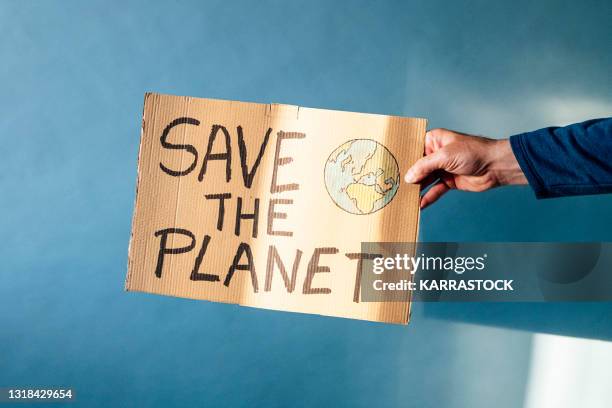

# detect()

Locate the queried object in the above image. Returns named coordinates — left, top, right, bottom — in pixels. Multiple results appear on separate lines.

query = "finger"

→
left=425, top=128, right=457, bottom=153
left=419, top=172, right=439, bottom=190
left=419, top=169, right=448, bottom=190
left=425, top=131, right=436, bottom=155
left=420, top=181, right=450, bottom=209
left=404, top=149, right=448, bottom=183
left=441, top=172, right=457, bottom=189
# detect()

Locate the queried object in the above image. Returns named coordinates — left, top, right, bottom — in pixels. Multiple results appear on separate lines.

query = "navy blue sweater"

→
left=509, top=118, right=612, bottom=198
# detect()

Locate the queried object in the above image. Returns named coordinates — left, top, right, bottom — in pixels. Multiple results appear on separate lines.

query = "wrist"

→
left=488, top=139, right=528, bottom=186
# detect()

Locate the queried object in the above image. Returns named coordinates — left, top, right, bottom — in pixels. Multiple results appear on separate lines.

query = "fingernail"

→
left=404, top=171, right=415, bottom=183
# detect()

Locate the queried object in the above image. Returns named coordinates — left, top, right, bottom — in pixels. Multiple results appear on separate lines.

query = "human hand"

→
left=404, top=128, right=527, bottom=209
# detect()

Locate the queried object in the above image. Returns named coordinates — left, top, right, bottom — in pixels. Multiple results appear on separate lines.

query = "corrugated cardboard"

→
left=126, top=93, right=426, bottom=324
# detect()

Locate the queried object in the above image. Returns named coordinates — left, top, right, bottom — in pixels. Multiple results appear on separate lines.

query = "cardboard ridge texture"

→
left=126, top=93, right=426, bottom=324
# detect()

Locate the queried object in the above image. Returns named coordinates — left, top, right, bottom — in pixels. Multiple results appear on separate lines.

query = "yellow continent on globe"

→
left=345, top=182, right=384, bottom=213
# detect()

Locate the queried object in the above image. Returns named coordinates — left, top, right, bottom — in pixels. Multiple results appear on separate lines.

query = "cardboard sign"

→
left=126, top=93, right=426, bottom=324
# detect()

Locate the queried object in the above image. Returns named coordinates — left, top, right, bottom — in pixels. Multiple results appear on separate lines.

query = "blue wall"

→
left=1, top=1, right=611, bottom=406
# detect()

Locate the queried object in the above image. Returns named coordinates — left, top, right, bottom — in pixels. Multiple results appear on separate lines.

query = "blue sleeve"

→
left=509, top=118, right=612, bottom=199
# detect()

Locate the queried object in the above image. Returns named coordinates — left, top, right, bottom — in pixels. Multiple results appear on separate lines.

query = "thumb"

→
left=404, top=149, right=449, bottom=183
